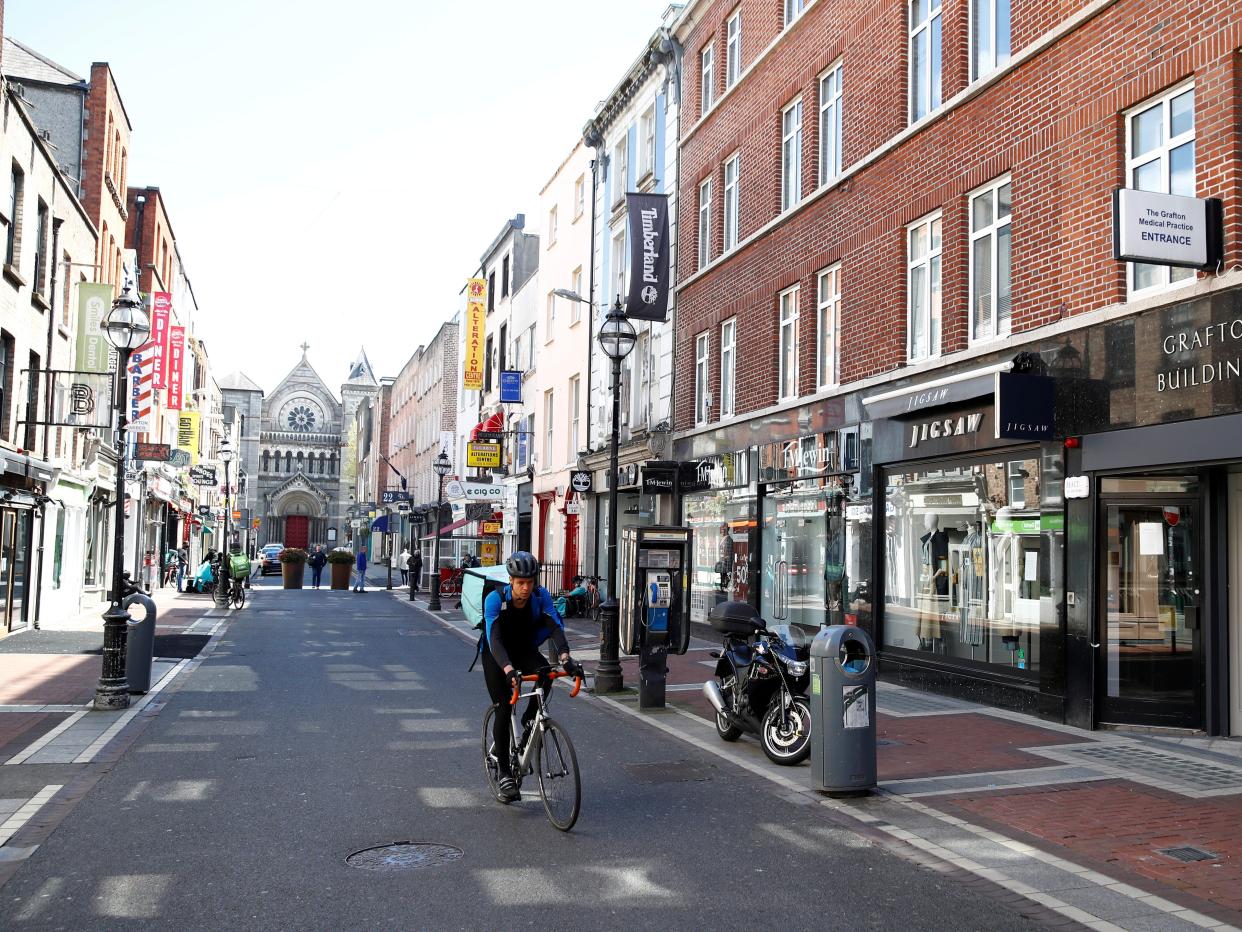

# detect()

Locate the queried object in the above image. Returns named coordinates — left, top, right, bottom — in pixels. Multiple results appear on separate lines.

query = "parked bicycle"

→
left=229, top=573, right=246, bottom=609
left=482, top=666, right=583, bottom=831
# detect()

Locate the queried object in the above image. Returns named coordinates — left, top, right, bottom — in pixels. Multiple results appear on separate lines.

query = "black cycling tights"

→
left=482, top=645, right=550, bottom=776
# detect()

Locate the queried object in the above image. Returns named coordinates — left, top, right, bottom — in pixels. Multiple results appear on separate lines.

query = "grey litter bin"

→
left=123, top=592, right=158, bottom=694
left=809, top=625, right=877, bottom=796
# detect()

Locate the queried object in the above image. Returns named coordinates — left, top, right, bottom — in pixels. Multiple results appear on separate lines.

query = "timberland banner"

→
left=75, top=282, right=114, bottom=374
left=463, top=278, right=487, bottom=391
left=625, top=192, right=670, bottom=322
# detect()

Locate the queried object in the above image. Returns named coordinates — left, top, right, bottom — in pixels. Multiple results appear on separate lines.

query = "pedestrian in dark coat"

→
left=354, top=545, right=368, bottom=592
left=308, top=546, right=328, bottom=588
left=409, top=550, right=423, bottom=592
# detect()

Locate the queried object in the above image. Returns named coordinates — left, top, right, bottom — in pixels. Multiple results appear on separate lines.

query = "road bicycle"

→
left=229, top=573, right=246, bottom=609
left=482, top=667, right=583, bottom=831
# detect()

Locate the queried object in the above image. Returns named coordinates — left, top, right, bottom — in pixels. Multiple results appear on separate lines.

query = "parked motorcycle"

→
left=702, top=601, right=813, bottom=765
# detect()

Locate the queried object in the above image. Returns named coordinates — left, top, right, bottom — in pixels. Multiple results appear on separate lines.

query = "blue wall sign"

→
left=499, top=370, right=523, bottom=404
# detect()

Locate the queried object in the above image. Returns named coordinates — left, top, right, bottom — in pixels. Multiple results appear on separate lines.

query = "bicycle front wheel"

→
left=535, top=717, right=580, bottom=831
left=232, top=584, right=245, bottom=609
left=481, top=704, right=502, bottom=799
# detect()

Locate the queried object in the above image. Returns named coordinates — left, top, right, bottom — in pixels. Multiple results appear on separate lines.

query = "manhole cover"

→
left=346, top=843, right=463, bottom=871
left=624, top=761, right=715, bottom=784
left=1157, top=845, right=1218, bottom=863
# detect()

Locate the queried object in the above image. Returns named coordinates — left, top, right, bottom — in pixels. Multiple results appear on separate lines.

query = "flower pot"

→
left=282, top=562, right=305, bottom=589
left=330, top=562, right=351, bottom=590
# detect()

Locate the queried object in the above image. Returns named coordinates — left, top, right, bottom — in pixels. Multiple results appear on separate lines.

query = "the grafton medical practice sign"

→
left=1113, top=189, right=1223, bottom=269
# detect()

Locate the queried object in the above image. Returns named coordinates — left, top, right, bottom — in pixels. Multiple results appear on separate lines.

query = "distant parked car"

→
left=259, top=544, right=283, bottom=576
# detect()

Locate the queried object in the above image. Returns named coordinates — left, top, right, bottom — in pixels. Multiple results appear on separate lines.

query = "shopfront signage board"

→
left=462, top=480, right=503, bottom=501
left=381, top=490, right=411, bottom=504
left=134, top=442, right=171, bottom=462
left=1064, top=476, right=1090, bottom=499
left=445, top=479, right=465, bottom=499
left=1113, top=189, right=1222, bottom=269
left=499, top=370, right=522, bottom=404
left=481, top=521, right=502, bottom=535
left=466, top=442, right=501, bottom=469
left=995, top=373, right=1055, bottom=441
left=570, top=470, right=592, bottom=493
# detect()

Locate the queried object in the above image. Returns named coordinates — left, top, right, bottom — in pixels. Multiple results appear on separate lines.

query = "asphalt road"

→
left=0, top=580, right=1044, bottom=930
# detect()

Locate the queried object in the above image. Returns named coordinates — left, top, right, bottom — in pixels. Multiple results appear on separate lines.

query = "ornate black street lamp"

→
left=426, top=451, right=452, bottom=611
left=94, top=273, right=150, bottom=710
left=595, top=296, right=637, bottom=693
left=214, top=439, right=235, bottom=607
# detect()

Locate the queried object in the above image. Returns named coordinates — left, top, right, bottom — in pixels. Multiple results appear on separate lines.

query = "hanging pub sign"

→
left=466, top=441, right=502, bottom=469
left=189, top=465, right=217, bottom=486
left=1112, top=189, right=1223, bottom=269
left=624, top=192, right=670, bottom=322
left=499, top=370, right=522, bottom=404
left=462, top=278, right=487, bottom=391
left=46, top=371, right=112, bottom=427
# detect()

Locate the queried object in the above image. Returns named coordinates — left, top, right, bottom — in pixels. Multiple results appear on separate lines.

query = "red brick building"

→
left=670, top=0, right=1242, bottom=734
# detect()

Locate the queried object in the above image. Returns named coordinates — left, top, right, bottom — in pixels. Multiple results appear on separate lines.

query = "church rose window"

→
left=288, top=404, right=317, bottom=432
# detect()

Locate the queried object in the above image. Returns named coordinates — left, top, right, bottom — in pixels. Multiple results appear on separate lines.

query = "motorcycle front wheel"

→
left=714, top=677, right=742, bottom=742
left=761, top=694, right=811, bottom=765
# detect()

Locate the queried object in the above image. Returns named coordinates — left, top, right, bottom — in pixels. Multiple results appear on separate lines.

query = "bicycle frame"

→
left=508, top=671, right=582, bottom=773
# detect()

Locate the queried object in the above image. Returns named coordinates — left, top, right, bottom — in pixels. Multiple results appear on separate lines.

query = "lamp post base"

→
left=594, top=601, right=624, bottom=693
left=427, top=578, right=442, bottom=612
left=214, top=577, right=230, bottom=608
left=93, top=604, right=131, bottom=711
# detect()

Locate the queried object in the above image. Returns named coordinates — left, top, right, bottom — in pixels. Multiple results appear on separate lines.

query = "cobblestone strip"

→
left=0, top=785, right=62, bottom=847
left=3, top=713, right=86, bottom=765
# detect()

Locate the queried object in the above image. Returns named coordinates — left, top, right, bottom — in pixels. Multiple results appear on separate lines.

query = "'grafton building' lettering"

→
left=909, top=413, right=984, bottom=449
left=1158, top=359, right=1242, bottom=392
left=1158, top=317, right=1242, bottom=393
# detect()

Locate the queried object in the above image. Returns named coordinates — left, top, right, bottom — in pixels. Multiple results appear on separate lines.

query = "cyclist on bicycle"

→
left=482, top=551, right=583, bottom=804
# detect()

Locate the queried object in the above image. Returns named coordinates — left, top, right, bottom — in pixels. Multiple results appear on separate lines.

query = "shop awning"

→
left=439, top=517, right=468, bottom=535
left=861, top=361, right=1012, bottom=419
left=471, top=412, right=504, bottom=441
left=371, top=514, right=389, bottom=532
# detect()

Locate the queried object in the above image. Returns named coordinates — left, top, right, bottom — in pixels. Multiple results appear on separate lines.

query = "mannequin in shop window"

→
left=918, top=513, right=950, bottom=648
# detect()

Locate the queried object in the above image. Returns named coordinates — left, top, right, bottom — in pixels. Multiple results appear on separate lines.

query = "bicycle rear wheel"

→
left=232, top=583, right=245, bottom=609
left=535, top=717, right=580, bottom=831
left=481, top=704, right=504, bottom=799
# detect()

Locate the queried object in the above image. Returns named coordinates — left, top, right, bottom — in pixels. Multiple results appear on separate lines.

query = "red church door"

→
left=285, top=516, right=309, bottom=550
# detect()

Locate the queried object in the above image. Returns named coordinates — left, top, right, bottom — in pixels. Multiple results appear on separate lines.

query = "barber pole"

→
left=129, top=347, right=154, bottom=433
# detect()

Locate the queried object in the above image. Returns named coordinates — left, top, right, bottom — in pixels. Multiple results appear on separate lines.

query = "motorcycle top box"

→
left=708, top=600, right=766, bottom=636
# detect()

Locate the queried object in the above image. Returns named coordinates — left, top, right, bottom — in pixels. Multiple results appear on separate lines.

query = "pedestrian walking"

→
left=354, top=544, right=368, bottom=592
left=397, top=546, right=411, bottom=585
left=308, top=546, right=328, bottom=589
left=409, top=550, right=423, bottom=593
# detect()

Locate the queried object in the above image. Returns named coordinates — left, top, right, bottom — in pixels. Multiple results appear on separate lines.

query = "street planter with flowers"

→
left=280, top=548, right=308, bottom=589
left=327, top=548, right=353, bottom=590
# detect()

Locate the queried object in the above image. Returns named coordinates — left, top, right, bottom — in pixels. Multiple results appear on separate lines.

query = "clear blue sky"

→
left=7, top=0, right=675, bottom=392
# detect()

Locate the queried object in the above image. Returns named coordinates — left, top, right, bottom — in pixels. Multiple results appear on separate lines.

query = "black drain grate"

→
left=624, top=760, right=715, bottom=784
left=346, top=843, right=463, bottom=871
left=1157, top=845, right=1219, bottom=863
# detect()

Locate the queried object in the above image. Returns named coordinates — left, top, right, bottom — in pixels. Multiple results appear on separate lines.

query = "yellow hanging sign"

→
left=462, top=278, right=487, bottom=391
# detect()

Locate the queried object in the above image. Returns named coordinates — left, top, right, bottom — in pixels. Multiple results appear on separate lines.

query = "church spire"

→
left=345, top=347, right=377, bottom=386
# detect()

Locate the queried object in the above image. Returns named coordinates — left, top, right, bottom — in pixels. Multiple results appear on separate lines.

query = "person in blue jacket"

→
left=482, top=551, right=582, bottom=804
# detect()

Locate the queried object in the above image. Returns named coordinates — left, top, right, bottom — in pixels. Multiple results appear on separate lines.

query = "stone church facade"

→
left=223, top=347, right=378, bottom=550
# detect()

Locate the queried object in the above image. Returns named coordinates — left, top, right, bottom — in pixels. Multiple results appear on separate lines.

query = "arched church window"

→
left=330, top=453, right=338, bottom=475
left=285, top=451, right=292, bottom=472
left=273, top=450, right=281, bottom=472
left=297, top=452, right=305, bottom=471
left=262, top=450, right=270, bottom=471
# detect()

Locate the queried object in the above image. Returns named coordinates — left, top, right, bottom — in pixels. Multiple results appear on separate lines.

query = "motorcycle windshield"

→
left=767, top=624, right=813, bottom=649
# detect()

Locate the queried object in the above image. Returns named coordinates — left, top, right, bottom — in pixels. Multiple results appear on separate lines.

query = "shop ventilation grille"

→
left=1157, top=845, right=1218, bottom=863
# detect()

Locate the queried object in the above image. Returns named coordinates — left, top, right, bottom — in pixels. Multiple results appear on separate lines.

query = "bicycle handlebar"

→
left=510, top=669, right=583, bottom=705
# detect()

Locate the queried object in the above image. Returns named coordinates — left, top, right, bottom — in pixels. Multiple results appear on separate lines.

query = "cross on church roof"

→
left=299, top=342, right=310, bottom=357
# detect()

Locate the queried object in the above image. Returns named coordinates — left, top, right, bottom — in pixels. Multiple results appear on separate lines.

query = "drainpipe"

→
left=583, top=124, right=604, bottom=577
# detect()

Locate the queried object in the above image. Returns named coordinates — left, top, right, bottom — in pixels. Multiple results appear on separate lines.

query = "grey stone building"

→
left=221, top=348, right=378, bottom=551
left=219, top=372, right=264, bottom=552
left=2, top=37, right=88, bottom=194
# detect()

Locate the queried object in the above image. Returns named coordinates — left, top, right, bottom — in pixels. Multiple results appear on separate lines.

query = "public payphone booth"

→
left=618, top=525, right=693, bottom=708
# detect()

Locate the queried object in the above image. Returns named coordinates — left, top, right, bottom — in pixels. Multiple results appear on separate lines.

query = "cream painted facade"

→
left=531, top=141, right=593, bottom=581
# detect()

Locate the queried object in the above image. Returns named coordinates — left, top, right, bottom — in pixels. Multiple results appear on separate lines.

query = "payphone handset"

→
left=645, top=570, right=672, bottom=635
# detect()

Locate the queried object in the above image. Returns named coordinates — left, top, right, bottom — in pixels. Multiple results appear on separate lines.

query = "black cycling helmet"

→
left=505, top=550, right=540, bottom=579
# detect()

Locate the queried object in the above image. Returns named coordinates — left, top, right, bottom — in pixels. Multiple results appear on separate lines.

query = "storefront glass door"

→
left=1229, top=473, right=1242, bottom=737
left=760, top=482, right=844, bottom=630
left=1099, top=479, right=1201, bottom=728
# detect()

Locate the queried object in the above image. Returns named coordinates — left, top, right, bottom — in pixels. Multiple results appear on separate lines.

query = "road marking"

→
left=0, top=784, right=62, bottom=846
left=4, top=713, right=86, bottom=765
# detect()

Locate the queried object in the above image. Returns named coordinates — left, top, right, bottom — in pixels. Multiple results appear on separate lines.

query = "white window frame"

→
left=695, top=332, right=711, bottom=426
left=568, top=375, right=580, bottom=461
left=639, top=106, right=656, bottom=179
left=573, top=175, right=585, bottom=219
left=968, top=176, right=1012, bottom=345
left=816, top=264, right=841, bottom=389
left=725, top=10, right=742, bottom=88
left=723, top=153, right=740, bottom=252
left=784, top=0, right=807, bottom=28
left=1126, top=83, right=1196, bottom=295
left=909, top=0, right=943, bottom=123
left=698, top=178, right=712, bottom=269
left=543, top=389, right=555, bottom=468
left=778, top=285, right=800, bottom=400
left=818, top=62, right=843, bottom=186
left=610, top=226, right=627, bottom=305
left=907, top=212, right=943, bottom=362
left=969, top=0, right=1011, bottom=82
left=548, top=205, right=557, bottom=245
left=611, top=138, right=628, bottom=208
left=546, top=291, right=557, bottom=342
left=570, top=267, right=583, bottom=324
left=700, top=44, right=715, bottom=115
left=720, top=318, right=736, bottom=419
left=781, top=98, right=803, bottom=211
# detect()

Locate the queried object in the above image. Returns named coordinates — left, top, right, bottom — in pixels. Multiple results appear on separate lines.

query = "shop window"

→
left=969, top=177, right=1012, bottom=343
left=907, top=213, right=942, bottom=362
left=1127, top=83, right=1195, bottom=294
left=778, top=285, right=800, bottom=400
left=881, top=453, right=1058, bottom=675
